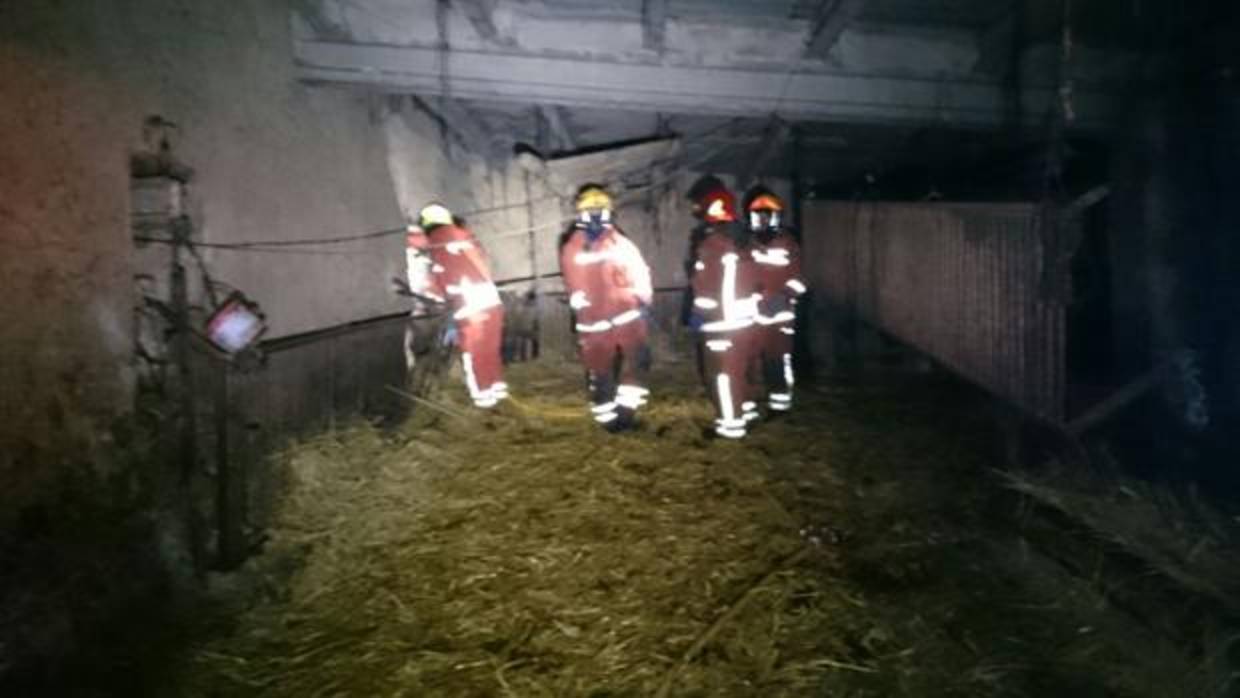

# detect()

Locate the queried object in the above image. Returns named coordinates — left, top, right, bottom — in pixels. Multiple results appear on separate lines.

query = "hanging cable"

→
left=183, top=231, right=221, bottom=307
left=128, top=197, right=562, bottom=251
left=435, top=0, right=453, bottom=185
left=136, top=217, right=574, bottom=257
left=131, top=120, right=737, bottom=257
left=129, top=115, right=749, bottom=258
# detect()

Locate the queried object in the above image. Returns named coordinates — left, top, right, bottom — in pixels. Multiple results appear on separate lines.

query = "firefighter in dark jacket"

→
left=687, top=183, right=762, bottom=439
left=682, top=176, right=733, bottom=389
left=406, top=202, right=508, bottom=408
left=743, top=186, right=807, bottom=413
left=559, top=185, right=654, bottom=431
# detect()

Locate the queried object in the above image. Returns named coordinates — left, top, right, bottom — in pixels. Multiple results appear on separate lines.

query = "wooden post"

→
left=790, top=125, right=804, bottom=234
left=213, top=359, right=244, bottom=569
left=524, top=170, right=542, bottom=358
left=169, top=216, right=206, bottom=572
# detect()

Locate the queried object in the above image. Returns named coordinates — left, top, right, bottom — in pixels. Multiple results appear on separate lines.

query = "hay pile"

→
left=1000, top=459, right=1240, bottom=695
left=182, top=362, right=859, bottom=697
left=1001, top=463, right=1240, bottom=613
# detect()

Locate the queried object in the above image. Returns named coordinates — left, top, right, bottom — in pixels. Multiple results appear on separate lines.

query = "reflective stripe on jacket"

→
left=409, top=224, right=502, bottom=320
left=690, top=227, right=761, bottom=333
left=559, top=224, right=653, bottom=334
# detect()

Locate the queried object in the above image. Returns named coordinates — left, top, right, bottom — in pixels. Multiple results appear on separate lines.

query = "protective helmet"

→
left=575, top=184, right=613, bottom=212
left=744, top=186, right=784, bottom=213
left=418, top=202, right=454, bottom=229
left=698, top=186, right=737, bottom=224
left=743, top=186, right=783, bottom=232
left=687, top=175, right=726, bottom=204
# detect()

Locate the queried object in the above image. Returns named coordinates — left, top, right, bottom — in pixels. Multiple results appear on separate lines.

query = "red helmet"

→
left=696, top=186, right=737, bottom=224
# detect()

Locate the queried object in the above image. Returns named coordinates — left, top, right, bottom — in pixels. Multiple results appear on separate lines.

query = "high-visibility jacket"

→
left=559, top=224, right=653, bottom=335
left=689, top=225, right=762, bottom=438
left=751, top=229, right=806, bottom=325
left=690, top=227, right=761, bottom=334
left=408, top=224, right=502, bottom=322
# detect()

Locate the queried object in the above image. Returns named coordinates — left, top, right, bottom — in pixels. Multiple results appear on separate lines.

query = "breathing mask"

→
left=580, top=208, right=611, bottom=242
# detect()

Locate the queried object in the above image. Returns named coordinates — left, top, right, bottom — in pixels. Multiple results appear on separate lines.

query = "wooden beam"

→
left=1065, top=184, right=1111, bottom=218
left=1066, top=360, right=1173, bottom=437
left=805, top=0, right=866, bottom=58
left=642, top=0, right=668, bottom=53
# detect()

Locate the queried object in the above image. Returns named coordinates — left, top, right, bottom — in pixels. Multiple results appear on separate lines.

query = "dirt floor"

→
left=156, top=358, right=1206, bottom=697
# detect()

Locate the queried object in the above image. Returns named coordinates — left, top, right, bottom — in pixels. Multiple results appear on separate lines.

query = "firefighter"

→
left=406, top=202, right=508, bottom=408
left=682, top=175, right=731, bottom=327
left=682, top=175, right=729, bottom=387
left=743, top=186, right=807, bottom=413
left=559, top=184, right=654, bottom=431
left=687, top=182, right=762, bottom=439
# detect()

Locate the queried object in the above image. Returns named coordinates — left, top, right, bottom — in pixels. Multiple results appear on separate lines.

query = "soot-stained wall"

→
left=0, top=0, right=500, bottom=686
left=0, top=0, right=427, bottom=513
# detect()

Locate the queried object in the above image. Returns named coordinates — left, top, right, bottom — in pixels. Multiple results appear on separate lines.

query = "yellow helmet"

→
left=575, top=185, right=613, bottom=212
left=418, top=202, right=454, bottom=228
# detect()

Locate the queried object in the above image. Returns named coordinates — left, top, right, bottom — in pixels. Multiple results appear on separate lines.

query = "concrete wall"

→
left=1, top=5, right=142, bottom=517
left=0, top=1, right=481, bottom=686
left=0, top=0, right=438, bottom=508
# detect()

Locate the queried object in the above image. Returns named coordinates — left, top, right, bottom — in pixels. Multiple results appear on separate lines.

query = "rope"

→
left=385, top=385, right=471, bottom=421
left=503, top=394, right=587, bottom=420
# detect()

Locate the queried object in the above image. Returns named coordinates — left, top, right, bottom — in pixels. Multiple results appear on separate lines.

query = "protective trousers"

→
left=457, top=307, right=507, bottom=408
left=758, top=321, right=796, bottom=412
left=580, top=319, right=650, bottom=430
left=702, top=327, right=760, bottom=438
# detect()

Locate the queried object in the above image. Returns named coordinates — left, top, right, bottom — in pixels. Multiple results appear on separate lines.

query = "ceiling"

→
left=295, top=0, right=1143, bottom=194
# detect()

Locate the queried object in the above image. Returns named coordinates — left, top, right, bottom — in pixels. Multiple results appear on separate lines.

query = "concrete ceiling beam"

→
left=296, top=40, right=1117, bottom=130
left=538, top=105, right=578, bottom=152
left=456, top=0, right=500, bottom=42
left=411, top=95, right=509, bottom=160
left=804, top=0, right=867, bottom=58
left=642, top=0, right=668, bottom=54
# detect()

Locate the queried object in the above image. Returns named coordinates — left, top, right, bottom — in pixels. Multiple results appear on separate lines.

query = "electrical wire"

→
left=183, top=234, right=221, bottom=306
left=135, top=217, right=573, bottom=258
left=130, top=115, right=759, bottom=263
left=132, top=116, right=741, bottom=254
left=131, top=197, right=564, bottom=252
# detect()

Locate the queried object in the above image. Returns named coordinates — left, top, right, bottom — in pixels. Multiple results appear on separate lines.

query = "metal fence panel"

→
left=804, top=201, right=1065, bottom=422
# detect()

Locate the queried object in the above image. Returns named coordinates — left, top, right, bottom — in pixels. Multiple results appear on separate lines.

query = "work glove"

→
left=688, top=312, right=706, bottom=332
left=638, top=301, right=653, bottom=321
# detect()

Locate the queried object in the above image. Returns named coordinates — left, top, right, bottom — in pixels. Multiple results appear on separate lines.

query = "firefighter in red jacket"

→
left=559, top=185, right=653, bottom=431
left=406, top=203, right=507, bottom=408
left=688, top=183, right=762, bottom=439
left=744, top=187, right=807, bottom=413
